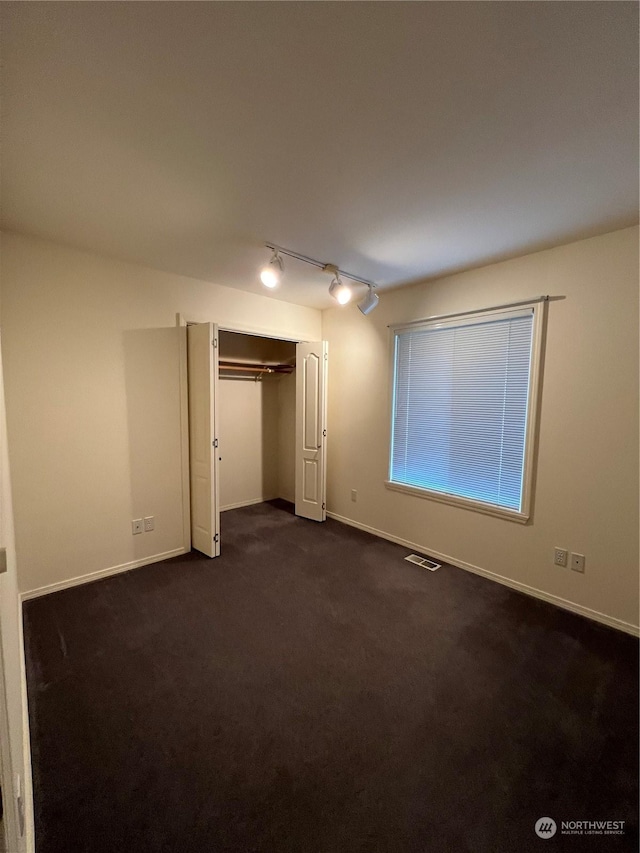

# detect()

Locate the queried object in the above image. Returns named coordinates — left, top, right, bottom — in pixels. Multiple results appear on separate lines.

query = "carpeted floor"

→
left=24, top=500, right=638, bottom=852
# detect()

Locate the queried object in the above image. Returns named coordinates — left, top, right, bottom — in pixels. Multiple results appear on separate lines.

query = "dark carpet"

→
left=24, top=500, right=638, bottom=852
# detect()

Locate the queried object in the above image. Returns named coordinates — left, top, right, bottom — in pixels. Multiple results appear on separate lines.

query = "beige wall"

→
left=0, top=232, right=321, bottom=594
left=218, top=374, right=296, bottom=510
left=2, top=227, right=637, bottom=633
left=218, top=378, right=280, bottom=510
left=322, top=227, right=639, bottom=633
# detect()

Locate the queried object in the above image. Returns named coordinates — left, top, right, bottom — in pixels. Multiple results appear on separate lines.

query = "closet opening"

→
left=182, top=318, right=328, bottom=559
left=217, top=330, right=297, bottom=514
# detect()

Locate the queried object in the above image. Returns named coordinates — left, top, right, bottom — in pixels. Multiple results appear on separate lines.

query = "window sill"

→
left=384, top=480, right=530, bottom=524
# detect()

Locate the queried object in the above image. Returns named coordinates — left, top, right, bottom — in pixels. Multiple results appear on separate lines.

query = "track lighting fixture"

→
left=259, top=249, right=284, bottom=288
left=328, top=274, right=352, bottom=305
left=357, top=284, right=379, bottom=315
left=259, top=243, right=379, bottom=312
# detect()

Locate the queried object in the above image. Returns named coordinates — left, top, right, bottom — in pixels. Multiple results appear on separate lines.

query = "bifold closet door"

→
left=295, top=341, right=328, bottom=522
left=187, top=322, right=220, bottom=557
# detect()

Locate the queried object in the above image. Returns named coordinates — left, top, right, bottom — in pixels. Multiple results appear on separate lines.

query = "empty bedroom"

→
left=0, top=2, right=637, bottom=852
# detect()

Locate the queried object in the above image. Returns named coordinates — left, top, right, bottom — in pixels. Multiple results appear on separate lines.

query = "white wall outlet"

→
left=571, top=553, right=585, bottom=573
left=351, top=489, right=357, bottom=502
left=132, top=519, right=143, bottom=535
left=554, top=548, right=568, bottom=567
left=144, top=516, right=155, bottom=532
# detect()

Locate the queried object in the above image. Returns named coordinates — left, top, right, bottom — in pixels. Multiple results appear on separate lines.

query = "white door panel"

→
left=187, top=323, right=220, bottom=557
left=295, top=341, right=327, bottom=521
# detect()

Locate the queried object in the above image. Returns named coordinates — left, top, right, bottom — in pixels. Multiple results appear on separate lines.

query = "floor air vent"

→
left=404, top=554, right=441, bottom=572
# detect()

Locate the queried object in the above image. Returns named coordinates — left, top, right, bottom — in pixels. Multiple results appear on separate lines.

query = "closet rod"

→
left=218, top=361, right=294, bottom=374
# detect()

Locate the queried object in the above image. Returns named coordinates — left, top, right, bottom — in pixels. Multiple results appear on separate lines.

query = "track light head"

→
left=328, top=275, right=352, bottom=305
left=260, top=249, right=284, bottom=288
left=358, top=285, right=379, bottom=315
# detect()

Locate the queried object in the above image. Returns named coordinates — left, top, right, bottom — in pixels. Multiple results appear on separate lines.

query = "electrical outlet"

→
left=351, top=489, right=357, bottom=502
left=132, top=519, right=143, bottom=535
left=554, top=548, right=568, bottom=567
left=571, top=553, right=585, bottom=573
left=144, top=516, right=155, bottom=532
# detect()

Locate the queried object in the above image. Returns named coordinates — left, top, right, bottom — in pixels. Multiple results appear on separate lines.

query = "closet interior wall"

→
left=218, top=331, right=296, bottom=511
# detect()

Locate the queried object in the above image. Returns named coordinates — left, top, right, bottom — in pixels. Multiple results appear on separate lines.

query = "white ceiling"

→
left=1, top=2, right=637, bottom=309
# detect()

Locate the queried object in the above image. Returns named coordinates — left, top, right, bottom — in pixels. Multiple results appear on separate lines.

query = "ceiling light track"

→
left=265, top=243, right=376, bottom=288
left=261, top=242, right=379, bottom=312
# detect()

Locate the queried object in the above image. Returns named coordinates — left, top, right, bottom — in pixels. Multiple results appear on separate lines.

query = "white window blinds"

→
left=390, top=309, right=534, bottom=513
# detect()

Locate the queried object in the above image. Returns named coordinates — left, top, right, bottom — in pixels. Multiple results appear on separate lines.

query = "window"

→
left=387, top=302, right=545, bottom=522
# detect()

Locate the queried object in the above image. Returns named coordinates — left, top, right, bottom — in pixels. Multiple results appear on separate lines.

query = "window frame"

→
left=385, top=300, right=546, bottom=523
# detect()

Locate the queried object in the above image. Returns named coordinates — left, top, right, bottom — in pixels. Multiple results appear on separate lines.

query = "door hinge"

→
left=322, top=502, right=326, bottom=510
left=212, top=438, right=218, bottom=448
left=322, top=429, right=327, bottom=437
left=213, top=533, right=219, bottom=543
left=213, top=338, right=218, bottom=348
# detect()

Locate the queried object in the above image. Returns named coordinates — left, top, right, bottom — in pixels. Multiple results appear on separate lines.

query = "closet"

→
left=186, top=323, right=327, bottom=558
left=218, top=330, right=296, bottom=512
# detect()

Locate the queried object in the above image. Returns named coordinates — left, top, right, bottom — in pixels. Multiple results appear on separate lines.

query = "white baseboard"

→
left=20, top=513, right=639, bottom=638
left=20, top=547, right=188, bottom=601
left=327, top=511, right=640, bottom=638
left=220, top=497, right=277, bottom=512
